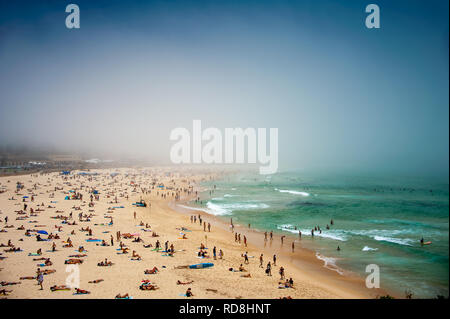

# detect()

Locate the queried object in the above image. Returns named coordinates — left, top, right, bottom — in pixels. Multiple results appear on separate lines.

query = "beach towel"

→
left=116, top=296, right=133, bottom=299
left=86, top=239, right=102, bottom=242
left=28, top=253, right=41, bottom=256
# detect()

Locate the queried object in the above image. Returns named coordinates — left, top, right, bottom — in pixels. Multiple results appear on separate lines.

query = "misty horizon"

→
left=0, top=0, right=448, bottom=177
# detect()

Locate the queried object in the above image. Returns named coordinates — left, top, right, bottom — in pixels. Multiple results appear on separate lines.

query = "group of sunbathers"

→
left=97, top=258, right=113, bottom=266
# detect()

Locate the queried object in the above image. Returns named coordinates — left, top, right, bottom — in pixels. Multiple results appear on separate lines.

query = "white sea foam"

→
left=218, top=202, right=270, bottom=210
left=177, top=201, right=269, bottom=216
left=277, top=224, right=347, bottom=241
left=176, top=204, right=220, bottom=215
left=347, top=229, right=416, bottom=246
left=315, top=252, right=344, bottom=275
left=362, top=246, right=378, bottom=251
left=373, top=236, right=415, bottom=246
left=277, top=189, right=310, bottom=196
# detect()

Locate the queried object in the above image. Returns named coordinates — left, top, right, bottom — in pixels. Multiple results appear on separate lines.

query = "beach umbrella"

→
left=37, top=230, right=48, bottom=235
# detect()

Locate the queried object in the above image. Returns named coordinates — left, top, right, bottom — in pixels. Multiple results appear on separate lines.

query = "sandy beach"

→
left=0, top=168, right=389, bottom=299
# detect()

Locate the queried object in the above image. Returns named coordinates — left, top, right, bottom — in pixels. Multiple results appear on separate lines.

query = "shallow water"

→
left=186, top=171, right=449, bottom=298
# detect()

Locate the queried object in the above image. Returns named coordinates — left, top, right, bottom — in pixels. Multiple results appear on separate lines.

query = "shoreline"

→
left=0, top=168, right=395, bottom=299
left=169, top=198, right=392, bottom=299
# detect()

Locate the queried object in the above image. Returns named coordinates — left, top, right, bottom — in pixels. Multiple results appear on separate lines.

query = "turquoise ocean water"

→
left=182, top=171, right=449, bottom=298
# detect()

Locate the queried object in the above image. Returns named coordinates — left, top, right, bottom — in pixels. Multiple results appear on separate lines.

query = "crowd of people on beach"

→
left=0, top=169, right=304, bottom=299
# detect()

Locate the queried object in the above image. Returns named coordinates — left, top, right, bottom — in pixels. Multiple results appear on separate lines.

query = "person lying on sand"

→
left=4, top=247, right=21, bottom=252
left=20, top=276, right=36, bottom=280
left=139, top=282, right=159, bottom=290
left=132, top=251, right=141, bottom=259
left=88, top=279, right=104, bottom=284
left=50, top=285, right=69, bottom=291
left=143, top=244, right=153, bottom=248
left=144, top=267, right=159, bottom=274
left=115, top=293, right=129, bottom=299
left=75, top=288, right=90, bottom=294
left=65, top=258, right=83, bottom=264
left=177, top=280, right=194, bottom=285
left=0, top=289, right=12, bottom=295
left=1, top=281, right=21, bottom=286
left=42, top=269, right=56, bottom=275
left=240, top=273, right=252, bottom=278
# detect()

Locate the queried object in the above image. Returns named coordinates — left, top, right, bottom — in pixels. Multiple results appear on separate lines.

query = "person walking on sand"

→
left=273, top=254, right=277, bottom=266
left=37, top=269, right=44, bottom=290
left=213, top=246, right=217, bottom=260
left=279, top=266, right=285, bottom=280
left=219, top=249, right=223, bottom=260
left=110, top=235, right=114, bottom=246
left=292, top=241, right=295, bottom=252
left=244, top=235, right=247, bottom=247
left=270, top=231, right=273, bottom=241
left=134, top=211, right=136, bottom=219
left=259, top=254, right=264, bottom=268
left=244, top=252, right=249, bottom=264
left=208, top=223, right=211, bottom=232
left=266, top=262, right=272, bottom=276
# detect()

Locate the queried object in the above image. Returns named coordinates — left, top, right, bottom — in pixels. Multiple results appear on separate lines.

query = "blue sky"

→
left=0, top=0, right=448, bottom=177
